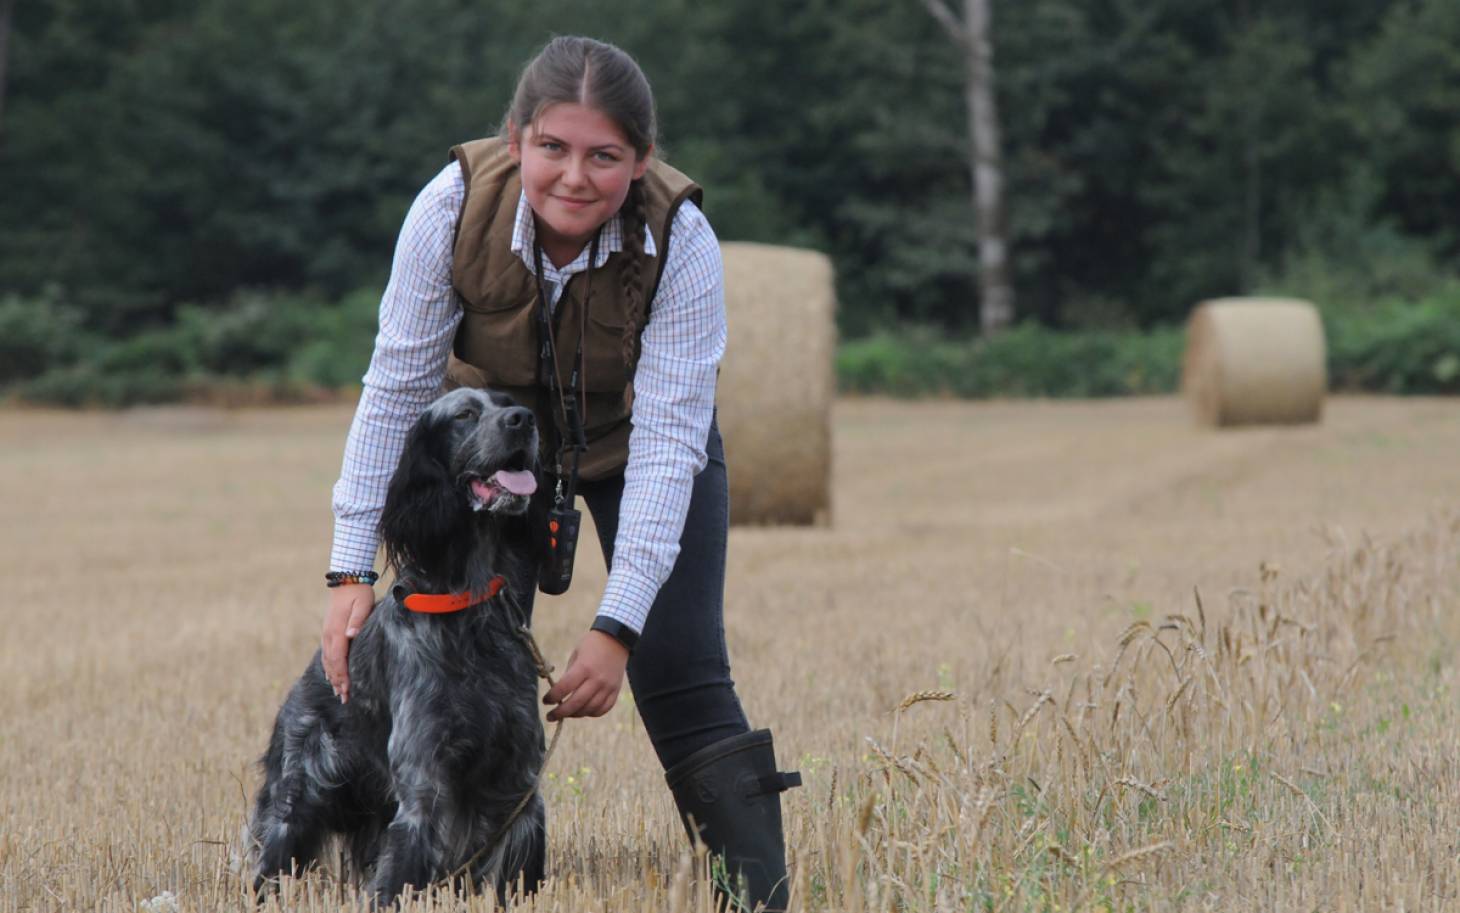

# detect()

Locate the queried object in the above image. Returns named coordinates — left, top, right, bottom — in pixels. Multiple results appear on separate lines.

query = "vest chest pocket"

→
left=563, top=273, right=633, bottom=394
left=581, top=308, right=633, bottom=393
left=453, top=289, right=540, bottom=388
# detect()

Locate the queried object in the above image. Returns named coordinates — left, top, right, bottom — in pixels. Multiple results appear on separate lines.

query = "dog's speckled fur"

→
left=248, top=388, right=548, bottom=905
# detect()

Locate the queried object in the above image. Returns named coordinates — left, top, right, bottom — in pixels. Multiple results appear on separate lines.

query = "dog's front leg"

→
left=368, top=703, right=464, bottom=904
left=369, top=795, right=453, bottom=904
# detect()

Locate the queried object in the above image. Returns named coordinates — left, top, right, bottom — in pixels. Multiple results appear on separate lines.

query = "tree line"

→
left=1, top=0, right=1457, bottom=339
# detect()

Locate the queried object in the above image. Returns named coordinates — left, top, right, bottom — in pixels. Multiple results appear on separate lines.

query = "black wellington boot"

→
left=665, top=729, right=802, bottom=912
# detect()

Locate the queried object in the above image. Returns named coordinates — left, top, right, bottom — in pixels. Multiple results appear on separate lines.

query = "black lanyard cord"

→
left=532, top=229, right=600, bottom=505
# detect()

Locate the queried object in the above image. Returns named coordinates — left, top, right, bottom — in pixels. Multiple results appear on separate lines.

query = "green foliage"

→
left=1326, top=290, right=1460, bottom=395
left=282, top=288, right=383, bottom=388
left=19, top=361, right=186, bottom=408
left=1258, top=170, right=1451, bottom=313
left=5, top=288, right=380, bottom=407
left=837, top=324, right=1184, bottom=398
left=0, top=290, right=87, bottom=385
left=837, top=292, right=1460, bottom=399
left=175, top=292, right=330, bottom=376
left=1258, top=204, right=1460, bottom=395
left=1346, top=0, right=1460, bottom=257
left=3, top=283, right=1454, bottom=405
left=2, top=0, right=1459, bottom=339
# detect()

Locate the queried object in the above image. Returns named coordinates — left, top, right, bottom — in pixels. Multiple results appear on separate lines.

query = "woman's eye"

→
left=540, top=141, right=562, bottom=153
left=593, top=150, right=619, bottom=163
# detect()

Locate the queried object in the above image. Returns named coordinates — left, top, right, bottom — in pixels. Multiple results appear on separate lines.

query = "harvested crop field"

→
left=3, top=395, right=1459, bottom=912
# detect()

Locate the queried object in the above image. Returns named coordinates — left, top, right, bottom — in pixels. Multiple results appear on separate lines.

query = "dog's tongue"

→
left=493, top=469, right=537, bottom=496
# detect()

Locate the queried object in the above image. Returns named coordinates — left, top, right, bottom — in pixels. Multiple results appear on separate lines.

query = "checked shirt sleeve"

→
left=329, top=164, right=464, bottom=573
left=596, top=201, right=727, bottom=633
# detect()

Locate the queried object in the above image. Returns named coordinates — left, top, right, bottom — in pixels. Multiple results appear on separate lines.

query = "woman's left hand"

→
left=544, top=629, right=630, bottom=721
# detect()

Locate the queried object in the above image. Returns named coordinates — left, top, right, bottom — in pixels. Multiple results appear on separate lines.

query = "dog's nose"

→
left=500, top=407, right=534, bottom=430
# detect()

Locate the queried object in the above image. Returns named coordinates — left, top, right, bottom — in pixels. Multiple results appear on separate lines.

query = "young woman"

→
left=318, top=36, right=797, bottom=910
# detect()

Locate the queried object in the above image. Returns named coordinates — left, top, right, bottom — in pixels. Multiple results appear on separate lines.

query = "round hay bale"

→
left=717, top=241, right=836, bottom=525
left=1182, top=297, right=1326, bottom=427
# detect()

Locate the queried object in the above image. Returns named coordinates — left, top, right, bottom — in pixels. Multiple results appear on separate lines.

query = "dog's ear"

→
left=379, top=411, right=466, bottom=577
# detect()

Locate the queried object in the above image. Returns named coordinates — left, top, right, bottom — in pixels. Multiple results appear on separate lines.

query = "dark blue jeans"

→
left=578, top=417, right=750, bottom=771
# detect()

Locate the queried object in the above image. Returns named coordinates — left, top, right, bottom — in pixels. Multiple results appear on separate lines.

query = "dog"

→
left=248, top=387, right=548, bottom=905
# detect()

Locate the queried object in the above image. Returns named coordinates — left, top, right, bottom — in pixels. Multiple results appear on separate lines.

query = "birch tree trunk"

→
left=922, top=0, right=1014, bottom=332
left=964, top=0, right=1012, bottom=331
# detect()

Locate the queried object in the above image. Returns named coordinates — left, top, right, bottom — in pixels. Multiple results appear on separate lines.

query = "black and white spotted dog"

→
left=248, top=388, right=548, bottom=905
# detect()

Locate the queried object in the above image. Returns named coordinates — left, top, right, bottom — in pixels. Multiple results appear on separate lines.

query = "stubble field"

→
left=3, top=395, right=1459, bottom=912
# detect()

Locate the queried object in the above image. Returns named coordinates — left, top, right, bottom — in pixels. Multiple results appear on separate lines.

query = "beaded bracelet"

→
left=326, top=570, right=379, bottom=588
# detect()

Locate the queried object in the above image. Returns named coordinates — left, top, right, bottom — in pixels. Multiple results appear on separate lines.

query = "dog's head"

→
left=379, top=388, right=542, bottom=578
left=434, top=387, right=540, bottom=517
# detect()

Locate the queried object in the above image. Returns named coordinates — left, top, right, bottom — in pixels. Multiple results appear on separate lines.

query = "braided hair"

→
left=618, top=178, right=648, bottom=408
left=502, top=36, right=657, bottom=408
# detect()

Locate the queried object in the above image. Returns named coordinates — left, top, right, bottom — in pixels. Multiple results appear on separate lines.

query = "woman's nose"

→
left=561, top=156, right=588, bottom=188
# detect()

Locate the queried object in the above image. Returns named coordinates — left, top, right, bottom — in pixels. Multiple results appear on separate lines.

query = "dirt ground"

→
left=2, top=395, right=1458, bottom=911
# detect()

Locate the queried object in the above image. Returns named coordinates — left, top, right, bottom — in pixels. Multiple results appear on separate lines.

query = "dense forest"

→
left=1, top=0, right=1457, bottom=345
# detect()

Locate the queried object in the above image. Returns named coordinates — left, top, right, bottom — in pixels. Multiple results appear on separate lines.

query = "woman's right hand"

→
left=322, top=583, right=375, bottom=703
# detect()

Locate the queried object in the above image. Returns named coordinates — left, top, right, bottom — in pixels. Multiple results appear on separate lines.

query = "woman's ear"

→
left=507, top=122, right=523, bottom=164
left=632, top=143, right=653, bottom=180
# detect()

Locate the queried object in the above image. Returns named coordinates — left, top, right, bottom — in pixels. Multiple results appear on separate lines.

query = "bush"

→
left=838, top=324, right=1185, bottom=398
left=18, top=361, right=185, bottom=408
left=838, top=290, right=1460, bottom=400
left=283, top=287, right=381, bottom=388
left=4, top=287, right=381, bottom=407
left=1258, top=171, right=1452, bottom=314
left=5, top=283, right=1455, bottom=406
left=174, top=291, right=331, bottom=376
left=0, top=290, right=90, bottom=384
left=1327, top=287, right=1460, bottom=394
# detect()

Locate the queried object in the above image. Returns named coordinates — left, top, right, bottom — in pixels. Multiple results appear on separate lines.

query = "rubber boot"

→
left=665, top=729, right=801, bottom=912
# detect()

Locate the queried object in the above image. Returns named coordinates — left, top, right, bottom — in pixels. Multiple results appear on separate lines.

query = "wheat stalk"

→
left=896, top=690, right=956, bottom=713
left=1103, top=841, right=1173, bottom=871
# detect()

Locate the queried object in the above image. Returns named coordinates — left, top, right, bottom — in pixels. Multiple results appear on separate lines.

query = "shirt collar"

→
left=509, top=190, right=658, bottom=276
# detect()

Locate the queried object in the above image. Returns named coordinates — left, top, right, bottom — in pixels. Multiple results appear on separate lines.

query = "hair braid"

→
left=618, top=178, right=648, bottom=410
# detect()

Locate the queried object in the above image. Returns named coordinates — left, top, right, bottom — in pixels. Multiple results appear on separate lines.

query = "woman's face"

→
left=509, top=102, right=650, bottom=261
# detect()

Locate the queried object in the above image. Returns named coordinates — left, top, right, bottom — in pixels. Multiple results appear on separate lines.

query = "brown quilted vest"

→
left=442, top=137, right=702, bottom=481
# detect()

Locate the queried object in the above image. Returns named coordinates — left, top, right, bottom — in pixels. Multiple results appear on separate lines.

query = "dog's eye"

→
left=455, top=409, right=477, bottom=421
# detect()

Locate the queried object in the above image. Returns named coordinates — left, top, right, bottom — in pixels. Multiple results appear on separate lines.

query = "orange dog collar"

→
left=402, top=575, right=506, bottom=614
